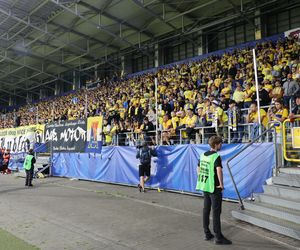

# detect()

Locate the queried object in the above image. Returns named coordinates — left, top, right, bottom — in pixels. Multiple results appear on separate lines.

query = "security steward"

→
left=196, top=135, right=232, bottom=245
left=24, top=149, right=36, bottom=187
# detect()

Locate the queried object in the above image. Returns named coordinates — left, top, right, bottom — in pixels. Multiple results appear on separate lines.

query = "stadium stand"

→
left=0, top=35, right=299, bottom=145
left=0, top=0, right=300, bottom=246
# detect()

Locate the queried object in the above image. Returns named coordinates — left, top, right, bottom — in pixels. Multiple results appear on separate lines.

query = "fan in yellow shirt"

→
left=267, top=99, right=288, bottom=133
left=184, top=89, right=193, bottom=100
left=211, top=100, right=228, bottom=139
left=243, top=83, right=253, bottom=104
left=175, top=110, right=188, bottom=141
left=233, top=84, right=245, bottom=106
left=221, top=81, right=231, bottom=99
left=263, top=79, right=273, bottom=93
left=162, top=114, right=172, bottom=145
left=247, top=102, right=268, bottom=128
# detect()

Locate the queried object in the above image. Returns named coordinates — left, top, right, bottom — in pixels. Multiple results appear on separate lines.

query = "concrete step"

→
left=280, top=168, right=300, bottom=175
left=254, top=194, right=300, bottom=211
left=244, top=200, right=300, bottom=224
left=263, top=184, right=300, bottom=201
left=232, top=209, right=300, bottom=240
left=273, top=174, right=300, bottom=188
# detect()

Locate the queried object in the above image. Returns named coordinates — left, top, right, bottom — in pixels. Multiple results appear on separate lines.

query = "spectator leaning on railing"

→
left=227, top=100, right=242, bottom=143
left=247, top=102, right=268, bottom=141
left=289, top=94, right=300, bottom=119
left=267, top=98, right=288, bottom=138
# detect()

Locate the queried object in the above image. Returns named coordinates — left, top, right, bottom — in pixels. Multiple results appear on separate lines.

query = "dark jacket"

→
left=136, top=146, right=157, bottom=164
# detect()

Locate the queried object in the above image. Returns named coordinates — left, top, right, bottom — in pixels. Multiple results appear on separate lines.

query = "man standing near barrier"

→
left=136, top=141, right=157, bottom=192
left=24, top=149, right=36, bottom=187
left=290, top=94, right=300, bottom=119
left=196, top=136, right=232, bottom=245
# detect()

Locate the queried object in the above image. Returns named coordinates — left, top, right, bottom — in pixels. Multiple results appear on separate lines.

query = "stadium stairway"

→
left=232, top=168, right=300, bottom=241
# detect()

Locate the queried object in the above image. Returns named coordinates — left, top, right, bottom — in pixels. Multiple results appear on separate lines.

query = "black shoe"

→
left=25, top=184, right=28, bottom=186
left=28, top=184, right=33, bottom=187
left=204, top=234, right=214, bottom=241
left=215, top=236, right=232, bottom=245
left=138, top=184, right=142, bottom=192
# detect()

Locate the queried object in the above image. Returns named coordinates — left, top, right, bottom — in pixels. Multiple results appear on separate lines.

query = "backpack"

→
left=140, top=148, right=151, bottom=165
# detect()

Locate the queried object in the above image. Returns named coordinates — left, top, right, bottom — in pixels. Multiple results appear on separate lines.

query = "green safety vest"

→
left=196, top=152, right=219, bottom=193
left=23, top=155, right=34, bottom=170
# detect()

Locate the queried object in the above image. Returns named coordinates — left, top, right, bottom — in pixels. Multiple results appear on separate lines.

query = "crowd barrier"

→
left=8, top=152, right=26, bottom=171
left=52, top=143, right=275, bottom=200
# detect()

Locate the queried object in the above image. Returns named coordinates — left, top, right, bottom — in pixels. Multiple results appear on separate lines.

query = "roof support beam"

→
left=47, top=22, right=119, bottom=51
left=29, top=0, right=50, bottom=16
left=156, top=0, right=196, bottom=23
left=26, top=78, right=60, bottom=91
left=0, top=52, right=73, bottom=86
left=165, top=0, right=219, bottom=22
left=13, top=72, right=43, bottom=86
left=49, top=0, right=151, bottom=55
left=79, top=1, right=154, bottom=39
left=7, top=23, right=29, bottom=41
left=0, top=81, right=27, bottom=99
left=0, top=48, right=87, bottom=82
left=131, top=0, right=178, bottom=31
left=0, top=60, right=25, bottom=80
left=0, top=5, right=99, bottom=63
left=226, top=0, right=256, bottom=29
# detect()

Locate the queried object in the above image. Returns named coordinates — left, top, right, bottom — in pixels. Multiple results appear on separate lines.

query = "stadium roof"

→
left=0, top=0, right=298, bottom=102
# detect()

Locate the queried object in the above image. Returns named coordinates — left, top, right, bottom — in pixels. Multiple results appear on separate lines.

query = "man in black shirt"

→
left=136, top=141, right=157, bottom=192
left=197, top=136, right=232, bottom=245
left=162, top=99, right=172, bottom=115
left=219, top=95, right=229, bottom=111
left=253, top=82, right=271, bottom=107
left=289, top=94, right=300, bottom=119
left=141, top=117, right=155, bottom=145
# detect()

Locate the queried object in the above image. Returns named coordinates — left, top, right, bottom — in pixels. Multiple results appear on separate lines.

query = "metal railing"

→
left=178, top=123, right=256, bottom=144
left=266, top=121, right=283, bottom=169
left=105, top=122, right=274, bottom=146
left=226, top=125, right=276, bottom=210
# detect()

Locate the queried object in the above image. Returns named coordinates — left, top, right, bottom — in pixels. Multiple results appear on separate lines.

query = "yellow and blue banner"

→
left=85, top=116, right=103, bottom=153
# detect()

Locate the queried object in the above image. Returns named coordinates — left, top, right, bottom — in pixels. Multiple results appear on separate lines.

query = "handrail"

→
left=226, top=125, right=275, bottom=210
left=267, top=121, right=283, bottom=171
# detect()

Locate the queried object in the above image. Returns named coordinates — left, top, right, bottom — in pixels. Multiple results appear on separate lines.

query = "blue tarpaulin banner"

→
left=9, top=152, right=26, bottom=170
left=52, top=143, right=275, bottom=200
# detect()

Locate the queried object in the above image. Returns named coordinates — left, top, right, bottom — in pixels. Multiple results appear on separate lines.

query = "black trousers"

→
left=25, top=168, right=34, bottom=186
left=203, top=188, right=222, bottom=239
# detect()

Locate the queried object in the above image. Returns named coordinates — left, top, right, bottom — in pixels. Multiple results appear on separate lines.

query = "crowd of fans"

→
left=0, top=37, right=300, bottom=145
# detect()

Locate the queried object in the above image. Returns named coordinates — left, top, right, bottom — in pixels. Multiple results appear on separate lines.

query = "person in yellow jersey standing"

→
left=196, top=136, right=232, bottom=245
left=24, top=149, right=36, bottom=187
